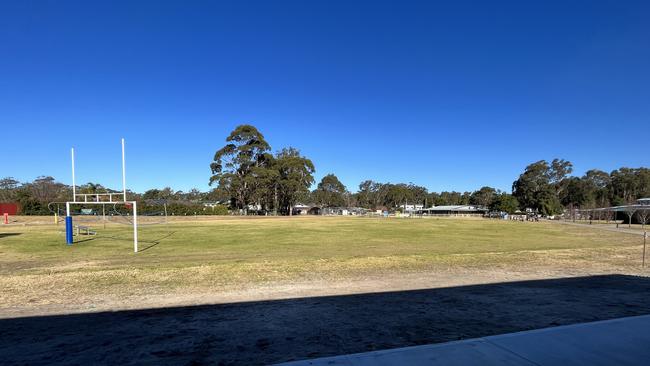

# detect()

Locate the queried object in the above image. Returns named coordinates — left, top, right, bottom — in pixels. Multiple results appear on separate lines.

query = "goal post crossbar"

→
left=66, top=138, right=139, bottom=253
left=71, top=192, right=129, bottom=203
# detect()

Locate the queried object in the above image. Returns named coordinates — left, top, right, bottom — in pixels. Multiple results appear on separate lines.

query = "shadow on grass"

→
left=1, top=274, right=650, bottom=365
left=91, top=231, right=176, bottom=251
left=0, top=233, right=21, bottom=238
left=137, top=231, right=176, bottom=252
left=73, top=236, right=97, bottom=244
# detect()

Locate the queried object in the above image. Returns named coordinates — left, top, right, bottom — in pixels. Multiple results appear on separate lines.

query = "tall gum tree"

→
left=313, top=174, right=347, bottom=207
left=210, top=125, right=271, bottom=214
left=275, top=147, right=315, bottom=216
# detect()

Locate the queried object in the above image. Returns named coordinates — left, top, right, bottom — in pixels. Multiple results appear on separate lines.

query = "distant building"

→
left=292, top=204, right=313, bottom=215
left=292, top=204, right=327, bottom=215
left=417, top=205, right=487, bottom=216
left=400, top=204, right=424, bottom=212
left=320, top=207, right=368, bottom=216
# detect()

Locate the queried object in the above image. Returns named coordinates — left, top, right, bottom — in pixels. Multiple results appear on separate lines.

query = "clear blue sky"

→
left=2, top=1, right=649, bottom=193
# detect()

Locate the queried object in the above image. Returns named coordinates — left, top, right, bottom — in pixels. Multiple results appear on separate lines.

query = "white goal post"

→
left=65, top=139, right=139, bottom=253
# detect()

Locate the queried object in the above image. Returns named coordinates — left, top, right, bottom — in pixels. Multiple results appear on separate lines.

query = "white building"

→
left=400, top=204, right=424, bottom=212
left=418, top=205, right=486, bottom=216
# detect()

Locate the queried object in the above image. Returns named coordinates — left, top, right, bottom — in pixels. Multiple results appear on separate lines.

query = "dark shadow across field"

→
left=1, top=275, right=650, bottom=365
left=0, top=233, right=20, bottom=238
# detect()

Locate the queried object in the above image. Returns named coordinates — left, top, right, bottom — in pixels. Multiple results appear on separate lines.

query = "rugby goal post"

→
left=65, top=139, right=139, bottom=252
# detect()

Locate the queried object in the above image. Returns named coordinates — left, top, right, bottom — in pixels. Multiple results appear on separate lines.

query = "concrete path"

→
left=277, top=314, right=650, bottom=365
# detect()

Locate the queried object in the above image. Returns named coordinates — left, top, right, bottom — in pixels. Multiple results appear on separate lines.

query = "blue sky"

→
left=1, top=1, right=649, bottom=193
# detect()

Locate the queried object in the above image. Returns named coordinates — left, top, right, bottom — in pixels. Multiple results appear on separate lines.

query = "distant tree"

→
left=385, top=184, right=414, bottom=208
left=78, top=182, right=107, bottom=194
left=460, top=191, right=472, bottom=205
left=247, top=157, right=279, bottom=213
left=313, top=174, right=347, bottom=207
left=15, top=189, right=45, bottom=215
left=582, top=169, right=611, bottom=207
left=549, top=158, right=573, bottom=197
left=427, top=192, right=441, bottom=206
left=185, top=188, right=204, bottom=202
left=438, top=191, right=462, bottom=205
left=407, top=184, right=428, bottom=205
left=142, top=187, right=176, bottom=201
left=512, top=162, right=648, bottom=215
left=275, top=147, right=315, bottom=215
left=513, top=160, right=548, bottom=210
left=609, top=168, right=650, bottom=205
left=354, top=181, right=392, bottom=209
left=160, top=187, right=176, bottom=200
left=356, top=180, right=375, bottom=208
left=440, top=192, right=455, bottom=205
left=355, top=181, right=430, bottom=209
left=205, top=187, right=230, bottom=203
left=142, top=189, right=162, bottom=200
left=28, top=176, right=67, bottom=203
left=623, top=204, right=637, bottom=229
left=538, top=189, right=563, bottom=216
left=373, top=182, right=391, bottom=208
left=512, top=160, right=568, bottom=216
left=0, top=177, right=20, bottom=202
left=640, top=169, right=650, bottom=198
left=561, top=177, right=590, bottom=208
left=637, top=209, right=649, bottom=230
left=490, top=193, right=519, bottom=214
left=210, top=124, right=272, bottom=214
left=344, top=191, right=357, bottom=207
left=470, top=186, right=497, bottom=207
left=610, top=168, right=637, bottom=204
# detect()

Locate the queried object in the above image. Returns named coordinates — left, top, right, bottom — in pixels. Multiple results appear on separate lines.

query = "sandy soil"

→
left=2, top=270, right=650, bottom=365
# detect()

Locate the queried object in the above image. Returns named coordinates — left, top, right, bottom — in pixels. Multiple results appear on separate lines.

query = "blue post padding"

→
left=65, top=216, right=73, bottom=245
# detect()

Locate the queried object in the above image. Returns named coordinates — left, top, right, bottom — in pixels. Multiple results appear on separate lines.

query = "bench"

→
left=75, top=225, right=97, bottom=236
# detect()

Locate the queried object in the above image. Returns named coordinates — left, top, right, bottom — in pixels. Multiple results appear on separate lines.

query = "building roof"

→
left=421, top=205, right=484, bottom=212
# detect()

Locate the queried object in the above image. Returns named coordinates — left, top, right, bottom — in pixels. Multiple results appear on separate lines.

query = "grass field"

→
left=0, top=216, right=647, bottom=316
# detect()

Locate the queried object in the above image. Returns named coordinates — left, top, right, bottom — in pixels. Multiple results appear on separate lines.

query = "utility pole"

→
left=641, top=231, right=648, bottom=267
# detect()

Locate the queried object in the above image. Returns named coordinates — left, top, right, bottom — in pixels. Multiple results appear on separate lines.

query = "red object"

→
left=0, top=203, right=19, bottom=215
left=3, top=213, right=7, bottom=224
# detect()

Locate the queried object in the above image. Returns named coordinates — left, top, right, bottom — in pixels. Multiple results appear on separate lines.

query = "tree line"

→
left=2, top=124, right=648, bottom=216
left=207, top=125, right=521, bottom=214
left=512, top=159, right=650, bottom=216
left=208, top=125, right=648, bottom=215
left=0, top=176, right=228, bottom=216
